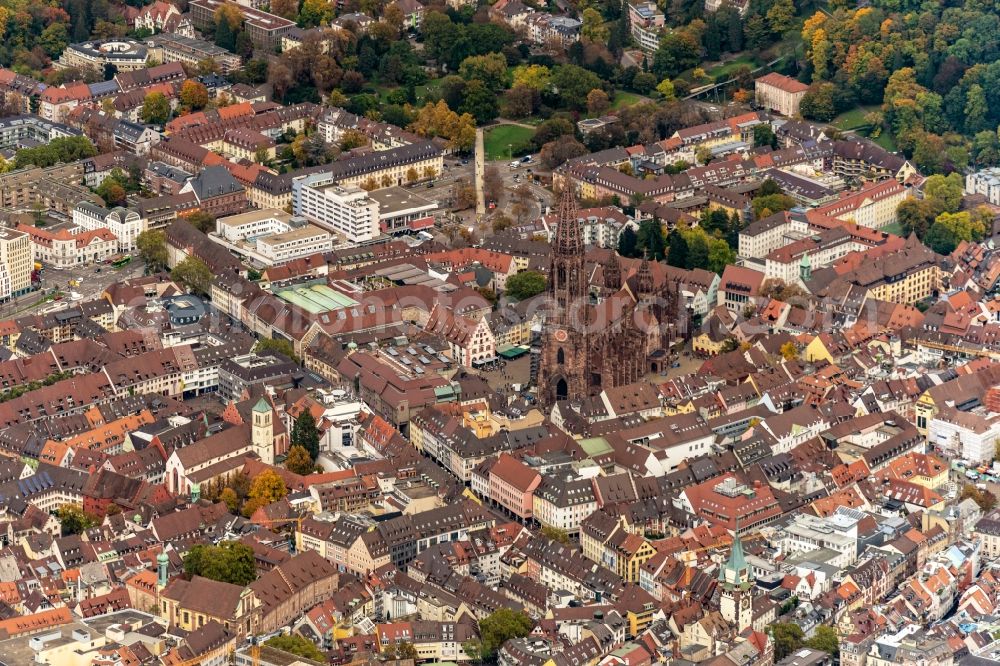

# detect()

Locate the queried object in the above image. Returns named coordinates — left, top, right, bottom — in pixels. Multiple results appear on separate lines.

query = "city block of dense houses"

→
left=0, top=5, right=999, bottom=666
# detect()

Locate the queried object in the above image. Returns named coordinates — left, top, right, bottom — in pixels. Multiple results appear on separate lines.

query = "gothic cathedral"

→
left=538, top=189, right=679, bottom=408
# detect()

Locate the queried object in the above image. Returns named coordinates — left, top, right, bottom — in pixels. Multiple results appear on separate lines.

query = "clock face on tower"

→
left=554, top=329, right=568, bottom=343
left=741, top=595, right=751, bottom=610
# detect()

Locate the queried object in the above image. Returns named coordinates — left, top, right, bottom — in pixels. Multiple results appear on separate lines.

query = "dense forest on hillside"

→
left=799, top=0, right=1000, bottom=172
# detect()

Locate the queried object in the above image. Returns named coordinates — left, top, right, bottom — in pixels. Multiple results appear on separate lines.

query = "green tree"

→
left=656, top=78, right=676, bottom=100
left=479, top=609, right=534, bottom=660
left=220, top=487, right=239, bottom=512
left=541, top=525, right=570, bottom=543
left=264, top=635, right=325, bottom=661
left=549, top=64, right=605, bottom=111
left=140, top=92, right=170, bottom=125
left=136, top=230, right=168, bottom=272
left=183, top=541, right=257, bottom=585
left=805, top=626, right=840, bottom=656
left=799, top=83, right=836, bottom=122
left=752, top=193, right=796, bottom=219
left=505, top=270, right=547, bottom=300
left=924, top=173, right=964, bottom=214
left=171, top=257, right=213, bottom=295
left=460, top=79, right=499, bottom=124
left=707, top=240, right=735, bottom=274
left=772, top=623, right=805, bottom=661
left=637, top=219, right=666, bottom=260
left=254, top=337, right=300, bottom=364
left=15, top=136, right=97, bottom=169
left=666, top=229, right=688, bottom=268
left=291, top=410, right=321, bottom=461
left=896, top=198, right=938, bottom=238
left=652, top=30, right=700, bottom=79
left=285, top=445, right=315, bottom=475
left=96, top=176, right=127, bottom=206
left=753, top=124, right=778, bottom=149
left=581, top=8, right=609, bottom=42
left=766, top=0, right=795, bottom=34
left=185, top=211, right=216, bottom=234
left=398, top=642, right=418, bottom=660
left=58, top=505, right=98, bottom=536
left=618, top=227, right=639, bottom=258
left=458, top=53, right=510, bottom=92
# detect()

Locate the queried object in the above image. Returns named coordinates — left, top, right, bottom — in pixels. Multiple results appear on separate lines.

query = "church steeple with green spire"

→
left=719, top=520, right=754, bottom=633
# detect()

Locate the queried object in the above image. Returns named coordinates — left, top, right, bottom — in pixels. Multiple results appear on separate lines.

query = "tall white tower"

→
left=252, top=397, right=274, bottom=465
left=719, top=528, right=754, bottom=633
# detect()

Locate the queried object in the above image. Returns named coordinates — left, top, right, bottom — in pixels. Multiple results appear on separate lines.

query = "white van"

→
left=509, top=161, right=520, bottom=169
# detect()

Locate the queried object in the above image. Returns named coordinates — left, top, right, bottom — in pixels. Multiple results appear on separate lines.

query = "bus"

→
left=111, top=255, right=132, bottom=269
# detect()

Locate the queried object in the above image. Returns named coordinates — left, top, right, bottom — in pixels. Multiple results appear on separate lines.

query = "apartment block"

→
left=292, top=177, right=380, bottom=245
left=0, top=228, right=32, bottom=300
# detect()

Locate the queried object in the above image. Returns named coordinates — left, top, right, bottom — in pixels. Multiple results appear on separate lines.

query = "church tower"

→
left=539, top=188, right=589, bottom=408
left=252, top=398, right=274, bottom=465
left=604, top=251, right=622, bottom=294
left=719, top=529, right=754, bottom=633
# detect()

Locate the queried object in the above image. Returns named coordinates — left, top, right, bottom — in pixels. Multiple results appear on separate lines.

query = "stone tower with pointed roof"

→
left=539, top=188, right=590, bottom=408
left=719, top=528, right=754, bottom=633
left=252, top=397, right=274, bottom=465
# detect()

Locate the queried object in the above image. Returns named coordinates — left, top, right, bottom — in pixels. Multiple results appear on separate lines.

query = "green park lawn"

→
left=831, top=105, right=878, bottom=131
left=484, top=124, right=535, bottom=160
left=881, top=221, right=905, bottom=236
left=611, top=91, right=645, bottom=110
left=707, top=55, right=761, bottom=81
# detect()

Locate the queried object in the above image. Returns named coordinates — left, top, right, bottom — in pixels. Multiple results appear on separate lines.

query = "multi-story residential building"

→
left=160, top=575, right=255, bottom=635
left=216, top=208, right=295, bottom=243
left=811, top=179, right=909, bottom=229
left=836, top=234, right=940, bottom=305
left=965, top=167, right=1000, bottom=205
left=628, top=2, right=665, bottom=54
left=738, top=210, right=810, bottom=259
left=0, top=227, right=32, bottom=300
left=532, top=476, right=598, bottom=536
left=425, top=304, right=497, bottom=368
left=927, top=406, right=1000, bottom=464
left=292, top=178, right=380, bottom=245
left=256, top=225, right=333, bottom=264
left=57, top=40, right=149, bottom=72
left=0, top=116, right=81, bottom=151
left=16, top=224, right=118, bottom=269
left=755, top=73, right=810, bottom=118
left=368, top=187, right=439, bottom=235
left=188, top=0, right=296, bottom=51
left=146, top=34, right=242, bottom=74
left=72, top=202, right=145, bottom=252
left=764, top=226, right=868, bottom=285
left=179, top=165, right=247, bottom=218
left=218, top=353, right=300, bottom=403
left=488, top=453, right=541, bottom=522
left=134, top=0, right=182, bottom=30
left=778, top=513, right=859, bottom=568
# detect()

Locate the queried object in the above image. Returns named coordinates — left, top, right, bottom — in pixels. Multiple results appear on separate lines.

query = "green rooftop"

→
left=579, top=437, right=613, bottom=458
left=275, top=284, right=360, bottom=314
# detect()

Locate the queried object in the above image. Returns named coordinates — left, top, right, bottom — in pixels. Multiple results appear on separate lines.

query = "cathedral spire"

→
left=604, top=251, right=622, bottom=291
left=636, top=249, right=654, bottom=296
left=554, top=187, right=583, bottom=256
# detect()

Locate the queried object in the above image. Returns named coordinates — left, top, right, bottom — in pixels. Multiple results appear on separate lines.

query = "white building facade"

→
left=292, top=176, right=380, bottom=244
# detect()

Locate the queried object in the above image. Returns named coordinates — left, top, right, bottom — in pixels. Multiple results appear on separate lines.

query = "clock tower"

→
left=539, top=188, right=588, bottom=408
left=719, top=529, right=754, bottom=633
